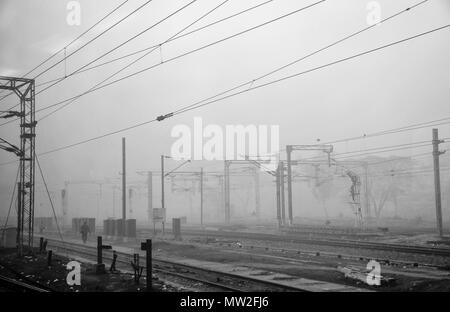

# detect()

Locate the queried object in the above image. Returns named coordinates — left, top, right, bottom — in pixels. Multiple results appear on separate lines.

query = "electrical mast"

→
left=0, top=76, right=36, bottom=255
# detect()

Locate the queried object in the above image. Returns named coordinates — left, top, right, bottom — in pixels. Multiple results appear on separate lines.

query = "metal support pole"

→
left=161, top=156, right=165, bottom=212
left=47, top=250, right=52, bottom=267
left=112, top=186, right=116, bottom=218
left=224, top=161, right=230, bottom=223
left=62, top=185, right=68, bottom=230
left=161, top=156, right=165, bottom=233
left=286, top=146, right=293, bottom=225
left=133, top=253, right=139, bottom=283
left=200, top=168, right=204, bottom=226
left=97, top=236, right=102, bottom=264
left=432, top=128, right=444, bottom=237
left=128, top=187, right=132, bottom=217
left=218, top=175, right=224, bottom=220
left=122, top=138, right=126, bottom=236
left=363, top=163, right=370, bottom=220
left=146, top=239, right=152, bottom=291
left=254, top=167, right=260, bottom=217
left=276, top=163, right=281, bottom=228
left=147, top=172, right=153, bottom=224
left=96, top=184, right=102, bottom=221
left=280, top=161, right=286, bottom=225
left=16, top=183, right=22, bottom=256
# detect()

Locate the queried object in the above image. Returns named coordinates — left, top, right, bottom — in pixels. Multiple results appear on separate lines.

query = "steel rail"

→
left=0, top=274, right=51, bottom=292
left=157, top=229, right=450, bottom=257
left=44, top=238, right=304, bottom=292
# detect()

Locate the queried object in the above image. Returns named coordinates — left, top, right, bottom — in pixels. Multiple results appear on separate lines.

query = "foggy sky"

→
left=1, top=0, right=449, bottom=221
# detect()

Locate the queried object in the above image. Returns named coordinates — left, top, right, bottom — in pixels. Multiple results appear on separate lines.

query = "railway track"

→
left=156, top=228, right=450, bottom=257
left=43, top=238, right=312, bottom=292
left=153, top=235, right=444, bottom=270
left=0, top=274, right=51, bottom=292
left=0, top=259, right=55, bottom=292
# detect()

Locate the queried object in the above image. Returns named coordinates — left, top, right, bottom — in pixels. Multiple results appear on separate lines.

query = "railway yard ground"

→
left=0, top=247, right=178, bottom=292
left=2, top=222, right=449, bottom=292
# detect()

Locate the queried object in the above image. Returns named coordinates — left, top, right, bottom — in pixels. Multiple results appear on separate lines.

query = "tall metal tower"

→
left=346, top=170, right=363, bottom=228
left=0, top=76, right=36, bottom=255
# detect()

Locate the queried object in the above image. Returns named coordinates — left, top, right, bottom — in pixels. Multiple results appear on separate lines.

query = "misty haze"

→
left=0, top=0, right=449, bottom=299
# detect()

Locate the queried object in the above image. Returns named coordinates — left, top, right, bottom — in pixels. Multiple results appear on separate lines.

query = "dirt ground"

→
left=0, top=247, right=176, bottom=292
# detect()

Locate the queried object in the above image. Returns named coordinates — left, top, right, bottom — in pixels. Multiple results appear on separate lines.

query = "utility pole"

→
left=276, top=163, right=281, bottom=228
left=286, top=146, right=293, bottom=225
left=284, top=144, right=333, bottom=226
left=96, top=184, right=102, bottom=221
left=128, top=188, right=133, bottom=217
left=62, top=185, right=68, bottom=230
left=432, top=128, right=445, bottom=237
left=161, top=156, right=165, bottom=211
left=112, top=186, right=116, bottom=218
left=218, top=175, right=224, bottom=221
left=280, top=161, right=286, bottom=225
left=224, top=161, right=230, bottom=223
left=200, top=168, right=204, bottom=226
left=363, top=163, right=371, bottom=220
left=122, top=138, right=126, bottom=237
left=147, top=171, right=153, bottom=224
left=159, top=158, right=190, bottom=228
left=254, top=167, right=260, bottom=218
left=161, top=155, right=166, bottom=233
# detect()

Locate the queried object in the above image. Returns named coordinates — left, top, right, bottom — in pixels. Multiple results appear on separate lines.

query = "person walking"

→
left=80, top=221, right=90, bottom=244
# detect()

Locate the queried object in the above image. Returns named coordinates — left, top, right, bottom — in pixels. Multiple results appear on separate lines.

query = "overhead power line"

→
left=338, top=152, right=433, bottom=170
left=0, top=0, right=130, bottom=99
left=34, top=0, right=326, bottom=121
left=273, top=116, right=450, bottom=157
left=299, top=140, right=449, bottom=163
left=34, top=0, right=155, bottom=82
left=0, top=0, right=203, bottom=124
left=32, top=0, right=231, bottom=155
left=370, top=165, right=450, bottom=178
left=172, top=24, right=450, bottom=117
left=21, top=24, right=450, bottom=161
left=333, top=140, right=439, bottom=157
left=0, top=24, right=448, bottom=167
left=33, top=0, right=198, bottom=98
left=12, top=0, right=130, bottom=82
left=322, top=117, right=450, bottom=146
left=37, top=0, right=231, bottom=122
left=0, top=0, right=427, bottom=124
left=34, top=0, right=275, bottom=89
left=333, top=143, right=440, bottom=161
left=0, top=0, right=156, bottom=117
left=0, top=0, right=146, bottom=104
left=171, top=0, right=431, bottom=115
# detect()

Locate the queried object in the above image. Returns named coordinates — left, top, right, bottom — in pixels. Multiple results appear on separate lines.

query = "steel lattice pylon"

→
left=346, top=170, right=363, bottom=228
left=0, top=76, right=36, bottom=255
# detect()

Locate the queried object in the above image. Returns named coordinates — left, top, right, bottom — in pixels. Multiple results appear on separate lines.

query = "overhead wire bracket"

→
left=156, top=112, right=174, bottom=121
